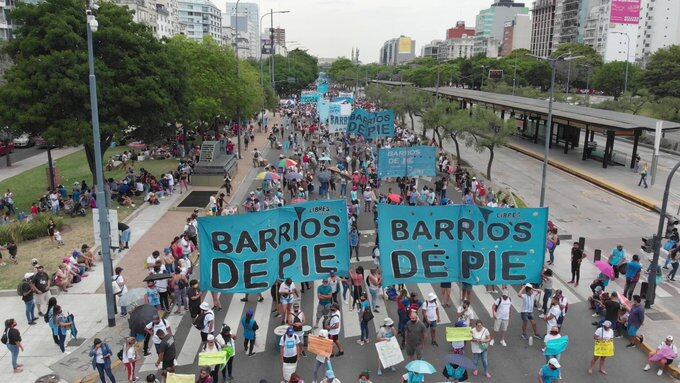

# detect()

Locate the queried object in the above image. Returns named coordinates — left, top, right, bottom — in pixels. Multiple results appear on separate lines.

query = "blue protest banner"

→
left=318, top=83, right=329, bottom=95
left=347, top=109, right=395, bottom=139
left=198, top=200, right=350, bottom=294
left=329, top=102, right=352, bottom=133
left=378, top=146, right=436, bottom=179
left=545, top=336, right=569, bottom=356
left=317, top=99, right=330, bottom=123
left=377, top=205, right=548, bottom=286
left=301, top=91, right=320, bottom=105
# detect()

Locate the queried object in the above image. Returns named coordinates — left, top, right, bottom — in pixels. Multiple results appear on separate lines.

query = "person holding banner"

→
left=589, top=320, right=615, bottom=375
left=312, top=329, right=332, bottom=383
left=215, top=325, right=236, bottom=381
left=375, top=317, right=398, bottom=376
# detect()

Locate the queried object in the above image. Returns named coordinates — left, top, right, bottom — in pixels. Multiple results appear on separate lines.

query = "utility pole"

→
left=270, top=9, right=275, bottom=90
left=512, top=57, right=518, bottom=96
left=234, top=0, right=241, bottom=159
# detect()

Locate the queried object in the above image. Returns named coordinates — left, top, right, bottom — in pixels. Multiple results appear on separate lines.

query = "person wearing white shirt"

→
left=589, top=320, right=614, bottom=375
left=490, top=290, right=512, bottom=346
left=279, top=327, right=301, bottom=383
left=422, top=293, right=440, bottom=347
left=199, top=301, right=215, bottom=343
left=644, top=335, right=678, bottom=376
left=544, top=297, right=562, bottom=335
left=278, top=278, right=297, bottom=323
left=122, top=336, right=138, bottom=382
left=543, top=326, right=562, bottom=360
left=215, top=326, right=236, bottom=381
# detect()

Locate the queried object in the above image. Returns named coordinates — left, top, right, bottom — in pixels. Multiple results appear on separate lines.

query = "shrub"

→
left=0, top=214, right=64, bottom=243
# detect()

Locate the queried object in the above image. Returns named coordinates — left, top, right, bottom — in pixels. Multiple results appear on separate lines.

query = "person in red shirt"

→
left=30, top=203, right=39, bottom=218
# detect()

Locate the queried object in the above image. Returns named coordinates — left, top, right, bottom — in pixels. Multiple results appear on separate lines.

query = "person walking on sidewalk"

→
left=626, top=295, right=645, bottom=348
left=638, top=162, right=649, bottom=188
left=2, top=318, right=23, bottom=374
left=19, top=272, right=36, bottom=325
left=569, top=242, right=585, bottom=287
left=89, top=338, right=116, bottom=383
left=122, top=336, right=139, bottom=383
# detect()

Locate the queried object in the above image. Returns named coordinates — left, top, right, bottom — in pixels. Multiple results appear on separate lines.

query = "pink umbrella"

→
left=594, top=260, right=614, bottom=279
left=291, top=198, right=307, bottom=204
left=618, top=291, right=631, bottom=310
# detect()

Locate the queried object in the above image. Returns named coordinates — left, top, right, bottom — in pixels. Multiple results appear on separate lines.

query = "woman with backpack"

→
left=2, top=318, right=23, bottom=373
left=52, top=305, right=72, bottom=352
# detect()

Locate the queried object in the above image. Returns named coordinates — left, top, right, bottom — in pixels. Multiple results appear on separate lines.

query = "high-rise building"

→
left=636, top=0, right=680, bottom=65
left=178, top=0, right=222, bottom=43
left=501, top=13, right=532, bottom=56
left=475, top=0, right=530, bottom=57
left=446, top=21, right=476, bottom=40
left=379, top=35, right=415, bottom=66
left=577, top=0, right=593, bottom=43
left=273, top=27, right=285, bottom=47
left=156, top=0, right=183, bottom=36
left=113, top=0, right=159, bottom=34
left=226, top=2, right=259, bottom=58
left=155, top=4, right=173, bottom=39
left=583, top=0, right=640, bottom=62
left=552, top=0, right=581, bottom=47
left=530, top=0, right=556, bottom=57
left=0, top=0, right=39, bottom=41
left=421, top=40, right=442, bottom=59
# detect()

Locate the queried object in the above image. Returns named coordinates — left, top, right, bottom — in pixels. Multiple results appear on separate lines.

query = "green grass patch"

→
left=0, top=146, right=179, bottom=213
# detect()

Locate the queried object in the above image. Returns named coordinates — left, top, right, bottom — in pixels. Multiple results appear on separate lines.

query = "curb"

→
left=73, top=360, right=122, bottom=383
left=504, top=142, right=659, bottom=212
left=639, top=341, right=680, bottom=379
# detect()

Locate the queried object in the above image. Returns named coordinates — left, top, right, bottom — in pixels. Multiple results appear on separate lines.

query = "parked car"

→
left=0, top=141, right=14, bottom=156
left=12, top=133, right=33, bottom=147
left=33, top=136, right=48, bottom=149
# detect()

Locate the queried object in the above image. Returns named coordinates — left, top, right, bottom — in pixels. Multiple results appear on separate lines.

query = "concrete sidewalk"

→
left=0, top=146, right=82, bottom=182
left=506, top=135, right=679, bottom=212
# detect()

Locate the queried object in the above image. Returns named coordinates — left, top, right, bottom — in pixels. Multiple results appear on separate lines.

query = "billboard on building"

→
left=398, top=37, right=412, bottom=53
left=610, top=0, right=641, bottom=25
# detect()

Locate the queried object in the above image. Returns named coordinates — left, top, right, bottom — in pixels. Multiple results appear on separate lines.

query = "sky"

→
left=218, top=0, right=497, bottom=63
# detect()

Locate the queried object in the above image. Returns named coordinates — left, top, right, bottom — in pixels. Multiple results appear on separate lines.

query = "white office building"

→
left=178, top=0, right=222, bottom=43
left=636, top=0, right=680, bottom=65
left=583, top=0, right=639, bottom=62
left=226, top=2, right=259, bottom=58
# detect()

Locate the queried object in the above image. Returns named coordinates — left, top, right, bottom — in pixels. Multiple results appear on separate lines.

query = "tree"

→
left=267, top=48, right=318, bottom=97
left=0, top=0, right=182, bottom=178
left=468, top=108, right=515, bottom=179
left=595, top=89, right=651, bottom=115
left=420, top=99, right=448, bottom=146
left=328, top=57, right=355, bottom=83
left=592, top=61, right=641, bottom=99
left=443, top=109, right=473, bottom=164
left=644, top=46, right=680, bottom=99
left=550, top=43, right=603, bottom=90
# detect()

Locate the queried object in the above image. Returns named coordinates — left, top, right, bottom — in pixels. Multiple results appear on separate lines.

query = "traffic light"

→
left=641, top=236, right=655, bottom=253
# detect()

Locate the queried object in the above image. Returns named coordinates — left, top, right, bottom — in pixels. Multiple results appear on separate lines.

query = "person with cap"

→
left=143, top=313, right=171, bottom=356
left=241, top=308, right=258, bottom=357
left=216, top=325, right=236, bottom=381
left=518, top=283, right=542, bottom=343
left=316, top=278, right=334, bottom=328
left=326, top=303, right=345, bottom=356
left=644, top=335, right=678, bottom=376
left=589, top=320, right=615, bottom=375
left=608, top=244, right=627, bottom=280
left=31, top=264, right=51, bottom=317
left=198, top=301, right=215, bottom=343
left=280, top=326, right=301, bottom=383
left=201, top=333, right=222, bottom=382
left=402, top=371, right=425, bottom=383
left=18, top=272, right=36, bottom=325
left=312, top=329, right=332, bottom=383
left=422, top=292, right=440, bottom=347
left=376, top=317, right=398, bottom=376
left=288, top=301, right=308, bottom=356
left=89, top=338, right=116, bottom=383
left=154, top=329, right=176, bottom=378
left=538, top=358, right=561, bottom=383
left=490, top=289, right=512, bottom=347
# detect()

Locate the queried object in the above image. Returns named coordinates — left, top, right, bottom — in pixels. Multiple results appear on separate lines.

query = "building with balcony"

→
left=178, top=0, right=222, bottom=43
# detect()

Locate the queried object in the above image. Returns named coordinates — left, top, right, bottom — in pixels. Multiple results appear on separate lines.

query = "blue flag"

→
left=545, top=336, right=569, bottom=356
left=347, top=109, right=395, bottom=139
left=378, top=146, right=436, bottom=179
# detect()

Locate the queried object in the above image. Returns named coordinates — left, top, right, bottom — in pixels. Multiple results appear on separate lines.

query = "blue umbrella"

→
left=406, top=360, right=436, bottom=374
left=443, top=354, right=476, bottom=370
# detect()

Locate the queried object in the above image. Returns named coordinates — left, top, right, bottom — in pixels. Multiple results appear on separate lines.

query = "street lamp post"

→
left=512, top=57, right=518, bottom=95
left=234, top=0, right=241, bottom=159
left=258, top=11, right=289, bottom=99
left=611, top=31, right=631, bottom=95
left=86, top=3, right=116, bottom=327
left=531, top=53, right=583, bottom=207
left=480, top=65, right=487, bottom=90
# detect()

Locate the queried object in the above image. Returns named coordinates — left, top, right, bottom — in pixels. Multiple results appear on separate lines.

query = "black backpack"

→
left=193, top=312, right=206, bottom=330
left=1, top=328, right=8, bottom=345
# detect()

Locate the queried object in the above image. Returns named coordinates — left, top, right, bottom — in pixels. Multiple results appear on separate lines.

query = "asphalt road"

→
left=157, top=138, right=675, bottom=383
left=0, top=145, right=43, bottom=168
